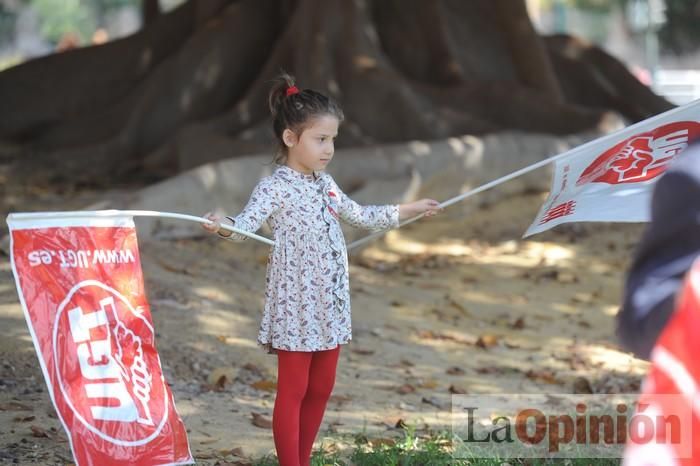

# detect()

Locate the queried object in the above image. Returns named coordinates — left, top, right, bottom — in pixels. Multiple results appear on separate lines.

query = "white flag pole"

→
left=6, top=210, right=276, bottom=246
left=347, top=99, right=700, bottom=251
left=347, top=157, right=557, bottom=250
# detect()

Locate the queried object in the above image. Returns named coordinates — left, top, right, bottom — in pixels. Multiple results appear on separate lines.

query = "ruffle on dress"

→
left=319, top=176, right=349, bottom=316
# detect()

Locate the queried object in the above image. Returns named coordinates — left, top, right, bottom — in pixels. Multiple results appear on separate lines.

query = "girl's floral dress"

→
left=223, top=164, right=400, bottom=354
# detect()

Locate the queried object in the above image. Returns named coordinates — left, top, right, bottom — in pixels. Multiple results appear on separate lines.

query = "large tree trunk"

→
left=142, top=0, right=161, bottom=25
left=0, top=0, right=674, bottom=186
left=493, top=0, right=563, bottom=102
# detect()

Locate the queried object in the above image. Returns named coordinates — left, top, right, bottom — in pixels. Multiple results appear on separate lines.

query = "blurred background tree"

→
left=0, top=0, right=696, bottom=186
left=659, top=0, right=700, bottom=53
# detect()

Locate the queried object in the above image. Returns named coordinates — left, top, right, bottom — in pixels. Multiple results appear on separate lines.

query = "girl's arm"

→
left=327, top=177, right=399, bottom=232
left=219, top=177, right=283, bottom=241
left=328, top=176, right=440, bottom=232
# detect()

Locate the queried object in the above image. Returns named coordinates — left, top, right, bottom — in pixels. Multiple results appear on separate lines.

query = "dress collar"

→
left=275, top=164, right=321, bottom=183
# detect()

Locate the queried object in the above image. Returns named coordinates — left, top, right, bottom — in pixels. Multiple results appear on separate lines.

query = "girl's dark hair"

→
left=268, top=72, right=344, bottom=164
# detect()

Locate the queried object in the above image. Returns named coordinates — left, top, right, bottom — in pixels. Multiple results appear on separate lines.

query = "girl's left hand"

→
left=401, top=199, right=442, bottom=219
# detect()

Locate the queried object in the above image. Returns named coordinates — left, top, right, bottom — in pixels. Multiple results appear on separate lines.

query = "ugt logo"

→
left=53, top=280, right=169, bottom=446
left=577, top=122, right=700, bottom=186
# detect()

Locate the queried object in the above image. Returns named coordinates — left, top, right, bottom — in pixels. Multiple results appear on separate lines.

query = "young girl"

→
left=201, top=73, right=441, bottom=466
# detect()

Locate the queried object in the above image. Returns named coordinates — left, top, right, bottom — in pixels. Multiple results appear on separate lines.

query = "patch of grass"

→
left=252, top=441, right=345, bottom=466
left=349, top=423, right=461, bottom=466
left=250, top=421, right=622, bottom=465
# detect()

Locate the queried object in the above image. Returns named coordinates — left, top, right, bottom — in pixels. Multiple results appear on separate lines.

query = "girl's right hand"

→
left=201, top=212, right=221, bottom=234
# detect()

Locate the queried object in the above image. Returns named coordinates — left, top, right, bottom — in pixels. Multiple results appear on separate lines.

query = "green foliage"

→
left=349, top=426, right=461, bottom=466
left=570, top=0, right=625, bottom=13
left=540, top=0, right=628, bottom=13
left=28, top=0, right=140, bottom=44
left=0, top=5, right=15, bottom=44
left=31, top=0, right=95, bottom=43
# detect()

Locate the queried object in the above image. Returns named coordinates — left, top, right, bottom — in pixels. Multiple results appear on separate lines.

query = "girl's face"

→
left=283, top=114, right=339, bottom=174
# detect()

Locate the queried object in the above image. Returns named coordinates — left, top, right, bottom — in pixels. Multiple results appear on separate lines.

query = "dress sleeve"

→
left=327, top=175, right=400, bottom=232
left=221, top=177, right=282, bottom=241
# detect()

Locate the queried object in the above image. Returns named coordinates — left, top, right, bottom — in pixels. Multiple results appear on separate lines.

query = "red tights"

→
left=272, top=345, right=341, bottom=466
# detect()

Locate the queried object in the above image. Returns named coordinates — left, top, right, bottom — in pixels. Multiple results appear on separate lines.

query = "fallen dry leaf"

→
left=525, top=369, right=562, bottom=385
left=556, top=271, right=578, bottom=284
left=228, top=446, right=246, bottom=457
left=370, top=437, right=397, bottom=448
left=416, top=329, right=472, bottom=345
left=251, top=380, right=277, bottom=392
left=250, top=412, right=272, bottom=429
left=428, top=308, right=458, bottom=323
left=0, top=401, right=32, bottom=411
left=214, top=375, right=228, bottom=390
left=199, top=437, right=219, bottom=445
left=418, top=379, right=439, bottom=389
left=378, top=416, right=422, bottom=430
left=154, top=257, right=191, bottom=275
left=421, top=396, right=445, bottom=409
left=573, top=376, right=594, bottom=394
left=511, top=317, right=525, bottom=329
left=416, top=281, right=445, bottom=290
left=571, top=292, right=595, bottom=304
left=449, top=384, right=468, bottom=394
left=329, top=394, right=352, bottom=404
left=241, top=363, right=265, bottom=377
left=446, top=296, right=471, bottom=316
left=475, top=334, right=499, bottom=349
left=461, top=275, right=479, bottom=284
left=396, top=384, right=416, bottom=395
left=30, top=425, right=50, bottom=438
left=394, top=418, right=408, bottom=429
left=13, top=415, right=35, bottom=422
left=475, top=366, right=523, bottom=376
left=208, top=366, right=237, bottom=387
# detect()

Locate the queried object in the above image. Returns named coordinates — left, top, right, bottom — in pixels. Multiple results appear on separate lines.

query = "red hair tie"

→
left=286, top=85, right=300, bottom=97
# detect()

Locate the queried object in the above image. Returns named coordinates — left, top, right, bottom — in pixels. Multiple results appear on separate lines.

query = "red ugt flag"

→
left=7, top=212, right=193, bottom=466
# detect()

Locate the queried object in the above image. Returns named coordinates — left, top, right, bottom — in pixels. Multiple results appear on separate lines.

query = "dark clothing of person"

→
left=617, top=140, right=700, bottom=360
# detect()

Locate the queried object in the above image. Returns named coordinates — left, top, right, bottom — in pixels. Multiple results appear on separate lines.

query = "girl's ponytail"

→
left=268, top=72, right=296, bottom=119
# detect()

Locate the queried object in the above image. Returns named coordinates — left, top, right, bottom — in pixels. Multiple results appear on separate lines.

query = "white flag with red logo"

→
left=7, top=212, right=193, bottom=466
left=524, top=100, right=700, bottom=237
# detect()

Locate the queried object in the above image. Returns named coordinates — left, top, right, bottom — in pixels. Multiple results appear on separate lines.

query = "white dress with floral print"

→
left=223, top=164, right=400, bottom=355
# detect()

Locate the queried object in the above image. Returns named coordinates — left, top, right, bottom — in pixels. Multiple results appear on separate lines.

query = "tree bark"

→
left=0, top=0, right=675, bottom=186
left=493, top=0, right=564, bottom=102
left=142, top=0, right=161, bottom=25
left=545, top=34, right=674, bottom=120
left=0, top=0, right=201, bottom=141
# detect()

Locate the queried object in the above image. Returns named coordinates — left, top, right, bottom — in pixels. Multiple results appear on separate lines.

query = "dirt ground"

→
left=0, top=174, right=649, bottom=465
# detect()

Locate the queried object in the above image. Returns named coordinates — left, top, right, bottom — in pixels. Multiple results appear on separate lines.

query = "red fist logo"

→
left=577, top=122, right=700, bottom=186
